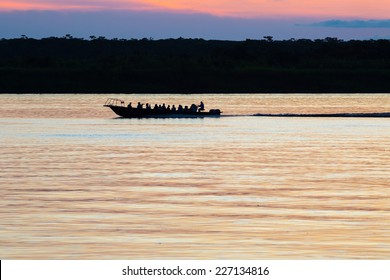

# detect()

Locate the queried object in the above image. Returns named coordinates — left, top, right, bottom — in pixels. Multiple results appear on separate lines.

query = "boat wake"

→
left=252, top=112, right=390, bottom=118
left=222, top=112, right=390, bottom=118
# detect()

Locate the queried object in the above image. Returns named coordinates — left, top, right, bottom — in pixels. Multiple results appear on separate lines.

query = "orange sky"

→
left=0, top=0, right=389, bottom=18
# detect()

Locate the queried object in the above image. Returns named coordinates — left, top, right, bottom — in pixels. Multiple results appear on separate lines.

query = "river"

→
left=1, top=93, right=389, bottom=259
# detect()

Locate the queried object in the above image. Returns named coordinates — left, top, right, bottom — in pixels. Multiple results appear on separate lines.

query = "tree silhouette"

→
left=1, top=37, right=390, bottom=93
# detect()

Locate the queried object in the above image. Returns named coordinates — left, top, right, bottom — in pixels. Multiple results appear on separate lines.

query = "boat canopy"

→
left=105, top=98, right=125, bottom=107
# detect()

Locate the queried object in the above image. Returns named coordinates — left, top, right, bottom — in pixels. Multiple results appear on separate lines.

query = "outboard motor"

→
left=209, top=109, right=221, bottom=115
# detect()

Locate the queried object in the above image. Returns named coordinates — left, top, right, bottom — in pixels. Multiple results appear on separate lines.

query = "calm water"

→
left=1, top=94, right=389, bottom=259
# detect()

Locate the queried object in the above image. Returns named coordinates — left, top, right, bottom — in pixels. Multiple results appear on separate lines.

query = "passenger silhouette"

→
left=199, top=101, right=205, bottom=112
left=190, top=104, right=197, bottom=112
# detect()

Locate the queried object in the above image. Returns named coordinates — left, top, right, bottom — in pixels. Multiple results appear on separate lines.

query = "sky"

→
left=1, top=1, right=390, bottom=40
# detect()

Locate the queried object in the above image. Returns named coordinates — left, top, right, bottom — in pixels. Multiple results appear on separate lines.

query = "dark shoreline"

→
left=2, top=37, right=390, bottom=93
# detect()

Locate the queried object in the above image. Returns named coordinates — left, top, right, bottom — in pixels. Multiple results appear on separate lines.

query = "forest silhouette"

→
left=1, top=36, right=390, bottom=93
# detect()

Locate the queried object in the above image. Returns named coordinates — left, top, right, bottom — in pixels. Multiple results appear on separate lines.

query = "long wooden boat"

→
left=104, top=98, right=221, bottom=118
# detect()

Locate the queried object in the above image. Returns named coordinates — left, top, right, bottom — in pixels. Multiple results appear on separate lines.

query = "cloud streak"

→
left=311, top=19, right=390, bottom=28
left=0, top=0, right=159, bottom=11
left=1, top=1, right=390, bottom=18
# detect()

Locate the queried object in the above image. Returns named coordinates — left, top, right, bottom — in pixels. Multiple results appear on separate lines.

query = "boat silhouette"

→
left=104, top=98, right=221, bottom=118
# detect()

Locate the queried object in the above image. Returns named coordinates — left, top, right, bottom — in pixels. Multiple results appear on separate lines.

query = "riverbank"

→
left=1, top=37, right=390, bottom=93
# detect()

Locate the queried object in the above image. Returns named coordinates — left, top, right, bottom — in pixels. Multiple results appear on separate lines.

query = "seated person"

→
left=190, top=104, right=198, bottom=112
left=198, top=101, right=205, bottom=111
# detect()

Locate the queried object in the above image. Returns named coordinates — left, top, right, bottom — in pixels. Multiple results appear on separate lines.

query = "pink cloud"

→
left=143, top=0, right=390, bottom=18
left=1, top=0, right=389, bottom=18
left=0, top=1, right=158, bottom=11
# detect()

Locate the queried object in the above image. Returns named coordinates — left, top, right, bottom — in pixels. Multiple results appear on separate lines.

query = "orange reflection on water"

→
left=1, top=94, right=389, bottom=259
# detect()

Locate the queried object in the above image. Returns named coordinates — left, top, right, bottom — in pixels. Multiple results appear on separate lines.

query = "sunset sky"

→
left=1, top=1, right=390, bottom=40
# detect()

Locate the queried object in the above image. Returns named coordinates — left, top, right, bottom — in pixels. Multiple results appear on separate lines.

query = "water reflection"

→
left=0, top=94, right=390, bottom=259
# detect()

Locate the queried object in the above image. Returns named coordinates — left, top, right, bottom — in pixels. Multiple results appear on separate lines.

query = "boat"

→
left=104, top=98, right=222, bottom=118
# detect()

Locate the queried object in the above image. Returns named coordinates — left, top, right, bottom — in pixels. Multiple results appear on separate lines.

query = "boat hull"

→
left=105, top=105, right=221, bottom=118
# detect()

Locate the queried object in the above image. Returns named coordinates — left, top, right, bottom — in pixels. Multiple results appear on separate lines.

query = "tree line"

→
left=1, top=36, right=390, bottom=93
